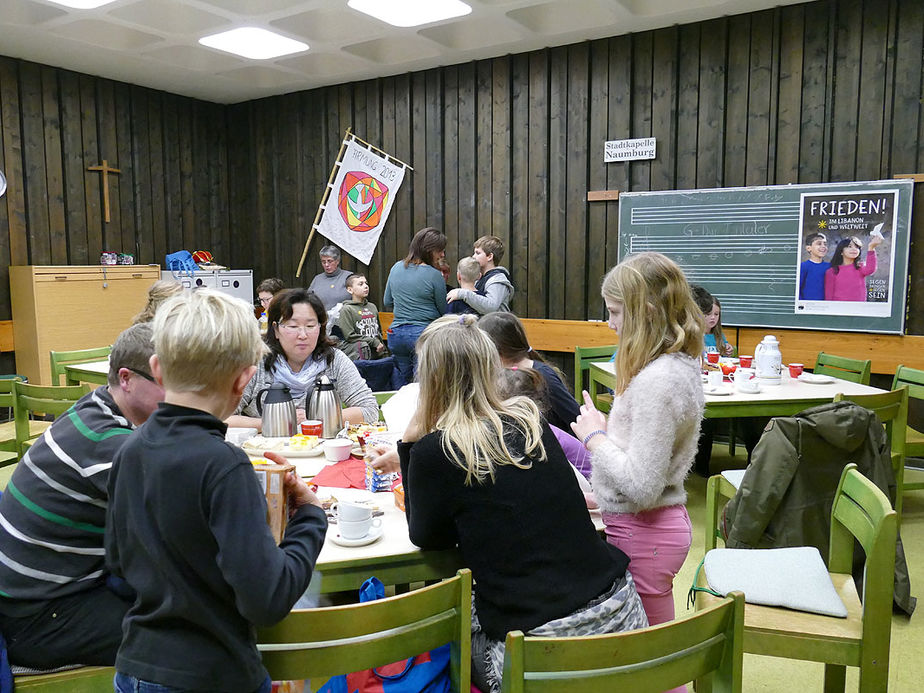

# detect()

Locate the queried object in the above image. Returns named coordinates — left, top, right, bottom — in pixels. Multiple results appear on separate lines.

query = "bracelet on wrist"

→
left=582, top=429, right=607, bottom=447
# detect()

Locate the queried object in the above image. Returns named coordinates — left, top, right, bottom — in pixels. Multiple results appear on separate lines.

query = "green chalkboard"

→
left=617, top=180, right=913, bottom=334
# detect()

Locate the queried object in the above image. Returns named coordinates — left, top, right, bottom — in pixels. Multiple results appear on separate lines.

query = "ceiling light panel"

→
left=199, top=27, right=308, bottom=60
left=47, top=0, right=117, bottom=8
left=348, top=0, right=472, bottom=28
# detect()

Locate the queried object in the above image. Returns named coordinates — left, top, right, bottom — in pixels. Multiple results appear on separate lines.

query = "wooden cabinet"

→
left=10, top=265, right=160, bottom=385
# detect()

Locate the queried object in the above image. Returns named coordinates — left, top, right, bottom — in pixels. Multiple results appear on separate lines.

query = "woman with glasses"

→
left=255, top=277, right=286, bottom=334
left=227, top=288, right=378, bottom=432
left=824, top=234, right=883, bottom=301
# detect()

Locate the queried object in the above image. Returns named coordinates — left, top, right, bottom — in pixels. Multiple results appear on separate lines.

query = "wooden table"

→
left=588, top=361, right=885, bottom=418
left=308, top=484, right=605, bottom=595
left=64, top=359, right=109, bottom=386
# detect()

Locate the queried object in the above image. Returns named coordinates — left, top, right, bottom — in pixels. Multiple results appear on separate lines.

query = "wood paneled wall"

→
left=1, top=0, right=923, bottom=333
left=0, top=61, right=229, bottom=320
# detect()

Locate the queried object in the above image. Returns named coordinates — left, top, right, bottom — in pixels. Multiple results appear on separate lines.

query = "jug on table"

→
left=754, top=335, right=782, bottom=386
left=306, top=374, right=343, bottom=438
left=256, top=382, right=298, bottom=437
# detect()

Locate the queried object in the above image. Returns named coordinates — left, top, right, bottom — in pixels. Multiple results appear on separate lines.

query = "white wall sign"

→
left=604, top=137, right=656, bottom=162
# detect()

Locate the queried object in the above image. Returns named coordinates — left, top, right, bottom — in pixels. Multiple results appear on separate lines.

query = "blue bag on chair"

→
left=317, top=577, right=451, bottom=693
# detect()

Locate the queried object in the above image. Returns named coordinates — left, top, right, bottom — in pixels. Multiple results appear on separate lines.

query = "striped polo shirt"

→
left=0, top=387, right=133, bottom=603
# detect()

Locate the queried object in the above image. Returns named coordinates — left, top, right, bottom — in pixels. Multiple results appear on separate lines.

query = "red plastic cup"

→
left=788, top=363, right=804, bottom=378
left=706, top=352, right=720, bottom=364
left=301, top=419, right=323, bottom=437
left=739, top=355, right=753, bottom=368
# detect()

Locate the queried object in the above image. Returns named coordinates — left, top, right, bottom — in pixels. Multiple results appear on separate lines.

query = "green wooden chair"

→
left=0, top=377, right=29, bottom=465
left=696, top=464, right=896, bottom=693
left=49, top=346, right=111, bottom=386
left=14, top=666, right=114, bottom=691
left=501, top=591, right=744, bottom=693
left=834, top=387, right=908, bottom=518
left=257, top=569, right=472, bottom=692
left=813, top=352, right=871, bottom=385
left=892, top=365, right=924, bottom=495
left=573, top=344, right=618, bottom=410
left=14, top=381, right=90, bottom=455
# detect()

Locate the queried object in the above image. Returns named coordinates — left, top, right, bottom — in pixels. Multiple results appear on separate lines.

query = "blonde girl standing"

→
left=572, top=252, right=704, bottom=633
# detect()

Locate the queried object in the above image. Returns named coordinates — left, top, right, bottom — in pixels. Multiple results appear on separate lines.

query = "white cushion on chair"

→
left=704, top=546, right=848, bottom=618
left=720, top=469, right=746, bottom=489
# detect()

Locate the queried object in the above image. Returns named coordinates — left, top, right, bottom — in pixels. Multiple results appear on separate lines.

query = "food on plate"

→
left=242, top=434, right=320, bottom=454
left=344, top=422, right=388, bottom=443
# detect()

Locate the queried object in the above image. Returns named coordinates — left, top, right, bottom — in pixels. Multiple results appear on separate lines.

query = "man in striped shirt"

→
left=0, top=323, right=164, bottom=669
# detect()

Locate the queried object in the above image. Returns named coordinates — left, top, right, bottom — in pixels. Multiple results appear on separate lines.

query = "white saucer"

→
left=798, top=373, right=835, bottom=384
left=703, top=386, right=732, bottom=396
left=329, top=525, right=384, bottom=547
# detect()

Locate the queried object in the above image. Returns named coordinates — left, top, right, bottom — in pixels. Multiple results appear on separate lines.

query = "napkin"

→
left=311, top=456, right=367, bottom=489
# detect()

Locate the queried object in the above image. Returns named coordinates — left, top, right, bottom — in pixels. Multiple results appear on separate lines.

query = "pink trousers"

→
left=602, top=505, right=692, bottom=626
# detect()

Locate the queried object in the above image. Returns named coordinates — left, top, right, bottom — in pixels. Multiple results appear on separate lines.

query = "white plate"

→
left=798, top=373, right=835, bottom=384
left=328, top=524, right=384, bottom=547
left=703, top=386, right=733, bottom=396
left=242, top=435, right=324, bottom=458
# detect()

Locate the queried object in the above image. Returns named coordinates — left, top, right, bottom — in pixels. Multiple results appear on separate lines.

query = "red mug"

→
left=706, top=352, right=720, bottom=364
left=739, top=355, right=753, bottom=368
left=788, top=363, right=804, bottom=378
left=301, top=419, right=323, bottom=437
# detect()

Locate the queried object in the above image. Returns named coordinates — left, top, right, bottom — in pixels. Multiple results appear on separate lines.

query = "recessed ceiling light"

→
left=47, top=0, right=118, bottom=8
left=348, top=0, right=472, bottom=28
left=199, top=27, right=308, bottom=60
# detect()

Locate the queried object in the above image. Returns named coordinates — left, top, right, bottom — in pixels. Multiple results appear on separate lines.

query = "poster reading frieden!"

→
left=794, top=190, right=898, bottom=318
left=315, top=136, right=407, bottom=265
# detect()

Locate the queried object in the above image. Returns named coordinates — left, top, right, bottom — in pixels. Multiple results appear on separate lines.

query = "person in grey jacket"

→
left=446, top=235, right=513, bottom=313
left=308, top=244, right=352, bottom=311
left=227, top=288, right=378, bottom=430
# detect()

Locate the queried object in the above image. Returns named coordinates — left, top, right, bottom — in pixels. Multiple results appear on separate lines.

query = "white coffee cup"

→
left=707, top=370, right=724, bottom=388
left=736, top=377, right=760, bottom=393
left=339, top=516, right=382, bottom=540
left=330, top=500, right=372, bottom=522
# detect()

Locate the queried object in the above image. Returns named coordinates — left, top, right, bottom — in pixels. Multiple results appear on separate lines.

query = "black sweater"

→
left=105, top=403, right=328, bottom=691
left=399, top=422, right=627, bottom=641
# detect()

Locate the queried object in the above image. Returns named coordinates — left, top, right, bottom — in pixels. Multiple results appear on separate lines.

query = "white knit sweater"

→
left=590, top=352, right=704, bottom=514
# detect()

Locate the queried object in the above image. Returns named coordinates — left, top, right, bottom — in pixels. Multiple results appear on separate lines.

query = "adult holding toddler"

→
left=383, top=227, right=448, bottom=385
left=228, top=288, right=378, bottom=431
left=106, top=289, right=327, bottom=693
left=399, top=314, right=646, bottom=693
left=571, top=252, right=704, bottom=636
left=446, top=235, right=513, bottom=313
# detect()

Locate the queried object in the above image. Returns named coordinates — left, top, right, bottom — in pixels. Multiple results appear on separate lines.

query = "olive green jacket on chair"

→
left=721, top=401, right=915, bottom=616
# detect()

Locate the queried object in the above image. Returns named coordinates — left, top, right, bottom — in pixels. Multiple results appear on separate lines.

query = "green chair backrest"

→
left=0, top=376, right=22, bottom=412
left=828, top=464, right=896, bottom=657
left=573, top=344, right=618, bottom=403
left=14, top=381, right=90, bottom=453
left=500, top=591, right=744, bottom=693
left=49, top=346, right=111, bottom=385
left=892, top=364, right=924, bottom=403
left=814, top=351, right=871, bottom=385
left=257, top=569, right=472, bottom=692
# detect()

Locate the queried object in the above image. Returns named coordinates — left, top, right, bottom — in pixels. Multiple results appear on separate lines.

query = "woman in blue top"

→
left=383, top=227, right=448, bottom=385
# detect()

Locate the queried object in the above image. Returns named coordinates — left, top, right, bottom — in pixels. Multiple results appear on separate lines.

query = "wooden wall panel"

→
left=0, top=0, right=922, bottom=337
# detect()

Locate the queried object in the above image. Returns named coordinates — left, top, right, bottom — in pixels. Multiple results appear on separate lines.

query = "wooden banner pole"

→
left=296, top=128, right=353, bottom=278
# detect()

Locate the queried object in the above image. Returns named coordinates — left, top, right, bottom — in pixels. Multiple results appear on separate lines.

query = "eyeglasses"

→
left=277, top=323, right=320, bottom=336
left=125, top=366, right=155, bottom=382
left=259, top=297, right=272, bottom=305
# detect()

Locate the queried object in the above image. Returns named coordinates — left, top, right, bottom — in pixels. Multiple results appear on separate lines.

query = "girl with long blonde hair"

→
left=572, top=252, right=704, bottom=642
left=400, top=314, right=646, bottom=693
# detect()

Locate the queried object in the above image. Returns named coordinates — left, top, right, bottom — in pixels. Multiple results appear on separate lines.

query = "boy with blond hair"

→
left=446, top=235, right=514, bottom=313
left=446, top=256, right=484, bottom=315
left=106, top=289, right=327, bottom=693
left=338, top=273, right=388, bottom=361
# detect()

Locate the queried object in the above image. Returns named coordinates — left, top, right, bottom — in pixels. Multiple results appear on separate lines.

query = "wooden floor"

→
left=677, top=447, right=924, bottom=691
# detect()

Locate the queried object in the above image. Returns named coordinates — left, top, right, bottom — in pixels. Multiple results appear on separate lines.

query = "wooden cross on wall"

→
left=87, top=159, right=121, bottom=222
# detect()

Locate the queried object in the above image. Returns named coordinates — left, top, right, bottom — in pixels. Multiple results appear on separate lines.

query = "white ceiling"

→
left=0, top=0, right=807, bottom=104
